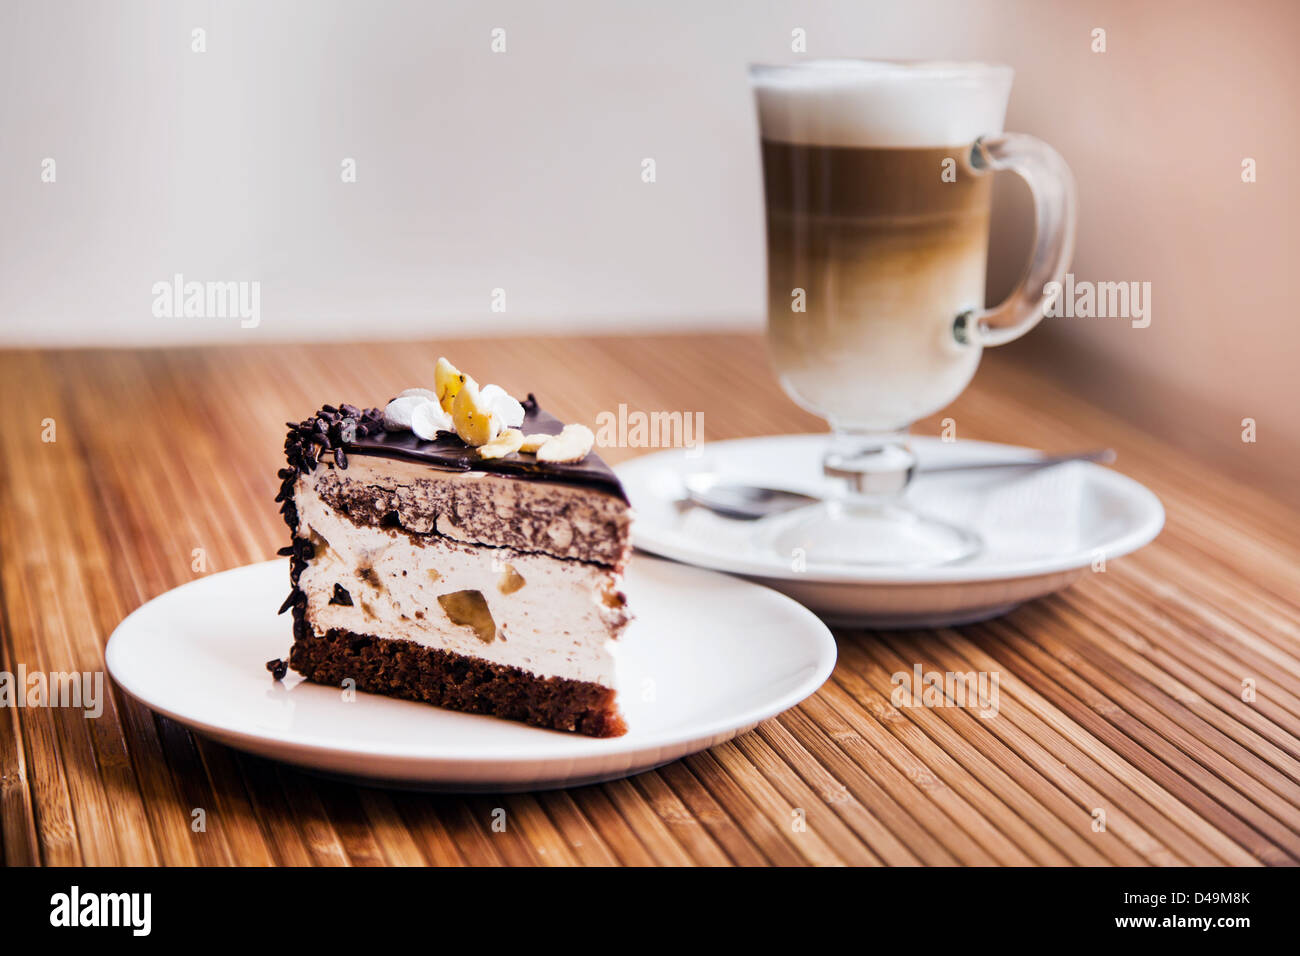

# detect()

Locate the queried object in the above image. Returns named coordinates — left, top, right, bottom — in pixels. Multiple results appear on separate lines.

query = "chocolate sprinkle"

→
left=282, top=403, right=386, bottom=480
left=329, top=583, right=353, bottom=607
left=266, top=658, right=288, bottom=681
left=273, top=402, right=387, bottom=671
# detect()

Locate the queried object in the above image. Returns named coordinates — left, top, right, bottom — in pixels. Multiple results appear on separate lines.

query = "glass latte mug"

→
left=751, top=60, right=1076, bottom=566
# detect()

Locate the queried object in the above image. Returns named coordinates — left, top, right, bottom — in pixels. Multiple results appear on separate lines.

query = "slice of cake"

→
left=271, top=358, right=633, bottom=737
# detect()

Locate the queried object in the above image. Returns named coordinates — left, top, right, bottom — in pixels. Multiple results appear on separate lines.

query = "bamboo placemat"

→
left=1, top=334, right=1297, bottom=865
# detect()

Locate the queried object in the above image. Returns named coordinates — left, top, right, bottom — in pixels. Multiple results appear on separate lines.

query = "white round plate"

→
left=106, top=556, right=835, bottom=791
left=616, top=435, right=1165, bottom=627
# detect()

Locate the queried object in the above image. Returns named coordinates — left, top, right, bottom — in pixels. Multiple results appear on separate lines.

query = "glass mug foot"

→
left=759, top=432, right=982, bottom=568
left=764, top=500, right=982, bottom=569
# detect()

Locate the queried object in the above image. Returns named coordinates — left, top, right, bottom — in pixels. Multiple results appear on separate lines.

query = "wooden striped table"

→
left=2, top=334, right=1297, bottom=866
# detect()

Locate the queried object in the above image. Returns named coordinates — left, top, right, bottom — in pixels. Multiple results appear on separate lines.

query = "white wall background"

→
left=2, top=0, right=1298, bottom=465
left=6, top=0, right=798, bottom=344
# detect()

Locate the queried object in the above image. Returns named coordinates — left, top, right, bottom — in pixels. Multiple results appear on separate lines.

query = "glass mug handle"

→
left=953, top=133, right=1077, bottom=348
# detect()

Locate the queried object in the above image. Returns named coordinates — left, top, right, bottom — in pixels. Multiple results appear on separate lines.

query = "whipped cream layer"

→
left=293, top=473, right=627, bottom=687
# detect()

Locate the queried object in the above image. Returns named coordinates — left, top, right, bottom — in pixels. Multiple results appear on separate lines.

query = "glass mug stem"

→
left=823, top=428, right=914, bottom=501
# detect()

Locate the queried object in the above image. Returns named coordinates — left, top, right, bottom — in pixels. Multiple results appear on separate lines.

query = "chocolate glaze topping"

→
left=347, top=394, right=626, bottom=501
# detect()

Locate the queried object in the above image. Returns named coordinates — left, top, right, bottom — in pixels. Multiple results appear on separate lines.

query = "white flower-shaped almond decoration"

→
left=410, top=400, right=453, bottom=440
left=479, top=384, right=525, bottom=430
left=397, top=387, right=439, bottom=402
left=383, top=395, right=426, bottom=431
left=382, top=362, right=522, bottom=447
left=384, top=393, right=453, bottom=439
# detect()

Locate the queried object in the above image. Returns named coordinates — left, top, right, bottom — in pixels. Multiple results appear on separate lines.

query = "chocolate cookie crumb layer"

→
left=307, top=454, right=631, bottom=569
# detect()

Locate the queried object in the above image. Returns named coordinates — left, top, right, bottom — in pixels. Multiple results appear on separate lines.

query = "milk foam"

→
left=752, top=60, right=1013, bottom=148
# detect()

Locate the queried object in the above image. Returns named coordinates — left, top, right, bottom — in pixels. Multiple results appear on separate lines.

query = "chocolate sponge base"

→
left=288, top=619, right=627, bottom=738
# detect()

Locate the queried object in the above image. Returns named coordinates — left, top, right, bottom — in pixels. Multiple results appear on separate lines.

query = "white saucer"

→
left=615, top=435, right=1165, bottom=627
left=105, top=556, right=835, bottom=791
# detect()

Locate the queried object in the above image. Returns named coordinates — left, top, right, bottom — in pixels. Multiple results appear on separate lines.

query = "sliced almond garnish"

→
left=536, top=424, right=595, bottom=464
left=477, top=427, right=524, bottom=459
left=518, top=433, right=551, bottom=453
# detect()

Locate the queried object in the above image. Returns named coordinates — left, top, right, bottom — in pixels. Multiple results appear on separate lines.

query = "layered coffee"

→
left=762, top=141, right=991, bottom=430
left=754, top=61, right=1011, bottom=432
